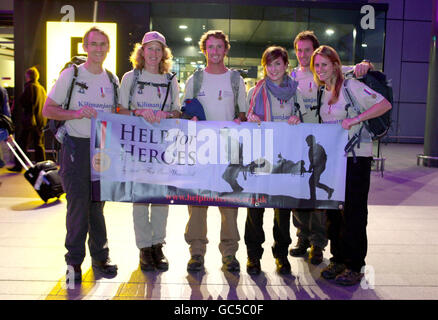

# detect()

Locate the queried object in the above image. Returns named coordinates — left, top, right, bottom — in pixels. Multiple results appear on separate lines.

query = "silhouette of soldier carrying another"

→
left=306, top=134, right=334, bottom=200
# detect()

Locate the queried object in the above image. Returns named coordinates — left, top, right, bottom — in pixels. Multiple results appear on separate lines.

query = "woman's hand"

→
left=247, top=114, right=261, bottom=123
left=342, top=117, right=360, bottom=130
left=135, top=109, right=156, bottom=123
left=287, top=115, right=301, bottom=125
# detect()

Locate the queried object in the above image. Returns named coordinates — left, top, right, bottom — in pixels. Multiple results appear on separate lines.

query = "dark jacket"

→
left=18, top=80, right=47, bottom=130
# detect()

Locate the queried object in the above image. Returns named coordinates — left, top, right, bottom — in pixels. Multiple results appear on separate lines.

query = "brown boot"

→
left=152, top=243, right=169, bottom=271
left=140, top=247, right=155, bottom=271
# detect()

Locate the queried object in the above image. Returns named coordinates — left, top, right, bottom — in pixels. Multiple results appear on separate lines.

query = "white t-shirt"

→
left=48, top=64, right=119, bottom=138
left=270, top=88, right=305, bottom=123
left=119, top=69, right=180, bottom=111
left=291, top=66, right=354, bottom=124
left=319, top=78, right=384, bottom=157
left=183, top=70, right=248, bottom=121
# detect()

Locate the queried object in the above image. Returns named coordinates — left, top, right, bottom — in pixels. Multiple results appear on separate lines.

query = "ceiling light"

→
left=325, top=29, right=334, bottom=36
left=184, top=37, right=192, bottom=42
left=179, top=25, right=188, bottom=30
left=362, top=43, right=368, bottom=47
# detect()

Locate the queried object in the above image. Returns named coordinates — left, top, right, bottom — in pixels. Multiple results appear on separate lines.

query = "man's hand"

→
left=353, top=61, right=374, bottom=78
left=76, top=106, right=97, bottom=119
left=247, top=113, right=261, bottom=123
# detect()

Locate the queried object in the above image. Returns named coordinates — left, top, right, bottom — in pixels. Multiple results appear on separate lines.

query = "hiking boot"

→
left=335, top=269, right=364, bottom=286
left=92, top=258, right=118, bottom=276
left=66, top=264, right=82, bottom=284
left=246, top=257, right=261, bottom=275
left=152, top=243, right=169, bottom=271
left=187, top=255, right=204, bottom=272
left=309, top=245, right=324, bottom=265
left=289, top=238, right=310, bottom=257
left=222, top=255, right=240, bottom=272
left=321, top=261, right=346, bottom=280
left=140, top=247, right=156, bottom=271
left=275, top=256, right=291, bottom=274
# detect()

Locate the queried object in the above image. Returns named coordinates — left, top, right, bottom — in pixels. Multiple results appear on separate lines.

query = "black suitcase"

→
left=6, top=138, right=64, bottom=202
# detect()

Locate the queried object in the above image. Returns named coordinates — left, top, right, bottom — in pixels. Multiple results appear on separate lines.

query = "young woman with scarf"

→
left=244, top=46, right=304, bottom=275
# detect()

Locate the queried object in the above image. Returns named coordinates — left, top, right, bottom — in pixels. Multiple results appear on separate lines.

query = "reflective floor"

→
left=0, top=142, right=437, bottom=300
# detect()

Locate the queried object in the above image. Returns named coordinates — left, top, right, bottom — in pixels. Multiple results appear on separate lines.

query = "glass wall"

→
left=150, top=1, right=387, bottom=96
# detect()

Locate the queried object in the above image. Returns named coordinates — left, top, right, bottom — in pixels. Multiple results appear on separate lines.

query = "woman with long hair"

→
left=310, top=45, right=391, bottom=285
left=245, top=46, right=303, bottom=275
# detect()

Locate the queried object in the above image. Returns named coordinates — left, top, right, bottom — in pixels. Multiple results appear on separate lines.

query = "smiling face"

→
left=204, top=36, right=228, bottom=66
left=313, top=54, right=336, bottom=84
left=266, top=57, right=288, bottom=85
left=83, top=31, right=109, bottom=65
left=295, top=39, right=314, bottom=69
left=143, top=41, right=163, bottom=73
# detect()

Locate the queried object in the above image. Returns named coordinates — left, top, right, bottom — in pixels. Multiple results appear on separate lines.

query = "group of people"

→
left=41, top=26, right=391, bottom=287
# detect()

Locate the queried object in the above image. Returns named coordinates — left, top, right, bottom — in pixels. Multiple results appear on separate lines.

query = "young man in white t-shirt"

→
left=183, top=30, right=247, bottom=273
left=289, top=31, right=374, bottom=265
left=43, top=27, right=119, bottom=284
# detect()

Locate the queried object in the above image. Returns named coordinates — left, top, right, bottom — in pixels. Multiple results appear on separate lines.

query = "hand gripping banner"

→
left=91, top=113, right=348, bottom=209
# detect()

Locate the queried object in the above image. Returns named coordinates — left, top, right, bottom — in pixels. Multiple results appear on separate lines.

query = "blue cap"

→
left=181, top=98, right=206, bottom=121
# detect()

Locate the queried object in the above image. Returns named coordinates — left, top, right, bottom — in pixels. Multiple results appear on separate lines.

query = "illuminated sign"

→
left=46, top=21, right=117, bottom=93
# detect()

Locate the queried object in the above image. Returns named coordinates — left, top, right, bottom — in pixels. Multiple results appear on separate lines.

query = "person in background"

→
left=8, top=67, right=47, bottom=172
left=0, top=85, right=11, bottom=168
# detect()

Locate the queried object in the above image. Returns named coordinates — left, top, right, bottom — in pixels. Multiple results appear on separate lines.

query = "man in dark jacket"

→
left=8, top=67, right=47, bottom=172
left=0, top=85, right=11, bottom=168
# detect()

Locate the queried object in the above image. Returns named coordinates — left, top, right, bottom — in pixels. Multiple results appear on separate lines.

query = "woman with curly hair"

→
left=119, top=31, right=180, bottom=271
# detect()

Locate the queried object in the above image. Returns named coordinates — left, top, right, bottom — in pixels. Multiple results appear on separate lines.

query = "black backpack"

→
left=344, top=70, right=393, bottom=140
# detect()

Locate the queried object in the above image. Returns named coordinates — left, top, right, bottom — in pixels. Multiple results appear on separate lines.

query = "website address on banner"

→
left=165, top=193, right=268, bottom=205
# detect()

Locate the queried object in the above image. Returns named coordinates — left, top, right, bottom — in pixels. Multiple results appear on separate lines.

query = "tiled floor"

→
left=0, top=142, right=438, bottom=300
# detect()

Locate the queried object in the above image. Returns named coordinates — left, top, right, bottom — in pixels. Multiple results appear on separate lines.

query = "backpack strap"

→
left=105, top=69, right=119, bottom=113
left=315, top=85, right=325, bottom=123
left=128, top=68, right=141, bottom=110
left=192, top=69, right=203, bottom=99
left=161, top=72, right=177, bottom=111
left=63, top=64, right=79, bottom=111
left=230, top=69, right=241, bottom=119
left=292, top=94, right=303, bottom=122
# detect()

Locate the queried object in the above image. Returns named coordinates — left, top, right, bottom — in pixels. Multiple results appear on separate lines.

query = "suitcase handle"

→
left=6, top=138, right=35, bottom=170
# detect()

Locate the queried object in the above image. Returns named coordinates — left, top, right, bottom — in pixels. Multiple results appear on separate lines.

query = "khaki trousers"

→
left=184, top=205, right=240, bottom=257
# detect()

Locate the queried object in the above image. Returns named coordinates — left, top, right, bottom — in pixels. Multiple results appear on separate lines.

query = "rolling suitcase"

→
left=6, top=138, right=64, bottom=202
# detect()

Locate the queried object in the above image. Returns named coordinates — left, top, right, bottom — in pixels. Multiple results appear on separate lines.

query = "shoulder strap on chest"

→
left=63, top=64, right=79, bottom=110
left=342, top=79, right=361, bottom=116
left=230, top=69, right=241, bottom=118
left=161, top=72, right=177, bottom=111
left=105, top=69, right=119, bottom=112
left=127, top=68, right=141, bottom=110
left=192, top=69, right=204, bottom=99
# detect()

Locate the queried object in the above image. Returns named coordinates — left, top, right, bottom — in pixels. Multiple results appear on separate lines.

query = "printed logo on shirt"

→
left=76, top=81, right=88, bottom=94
